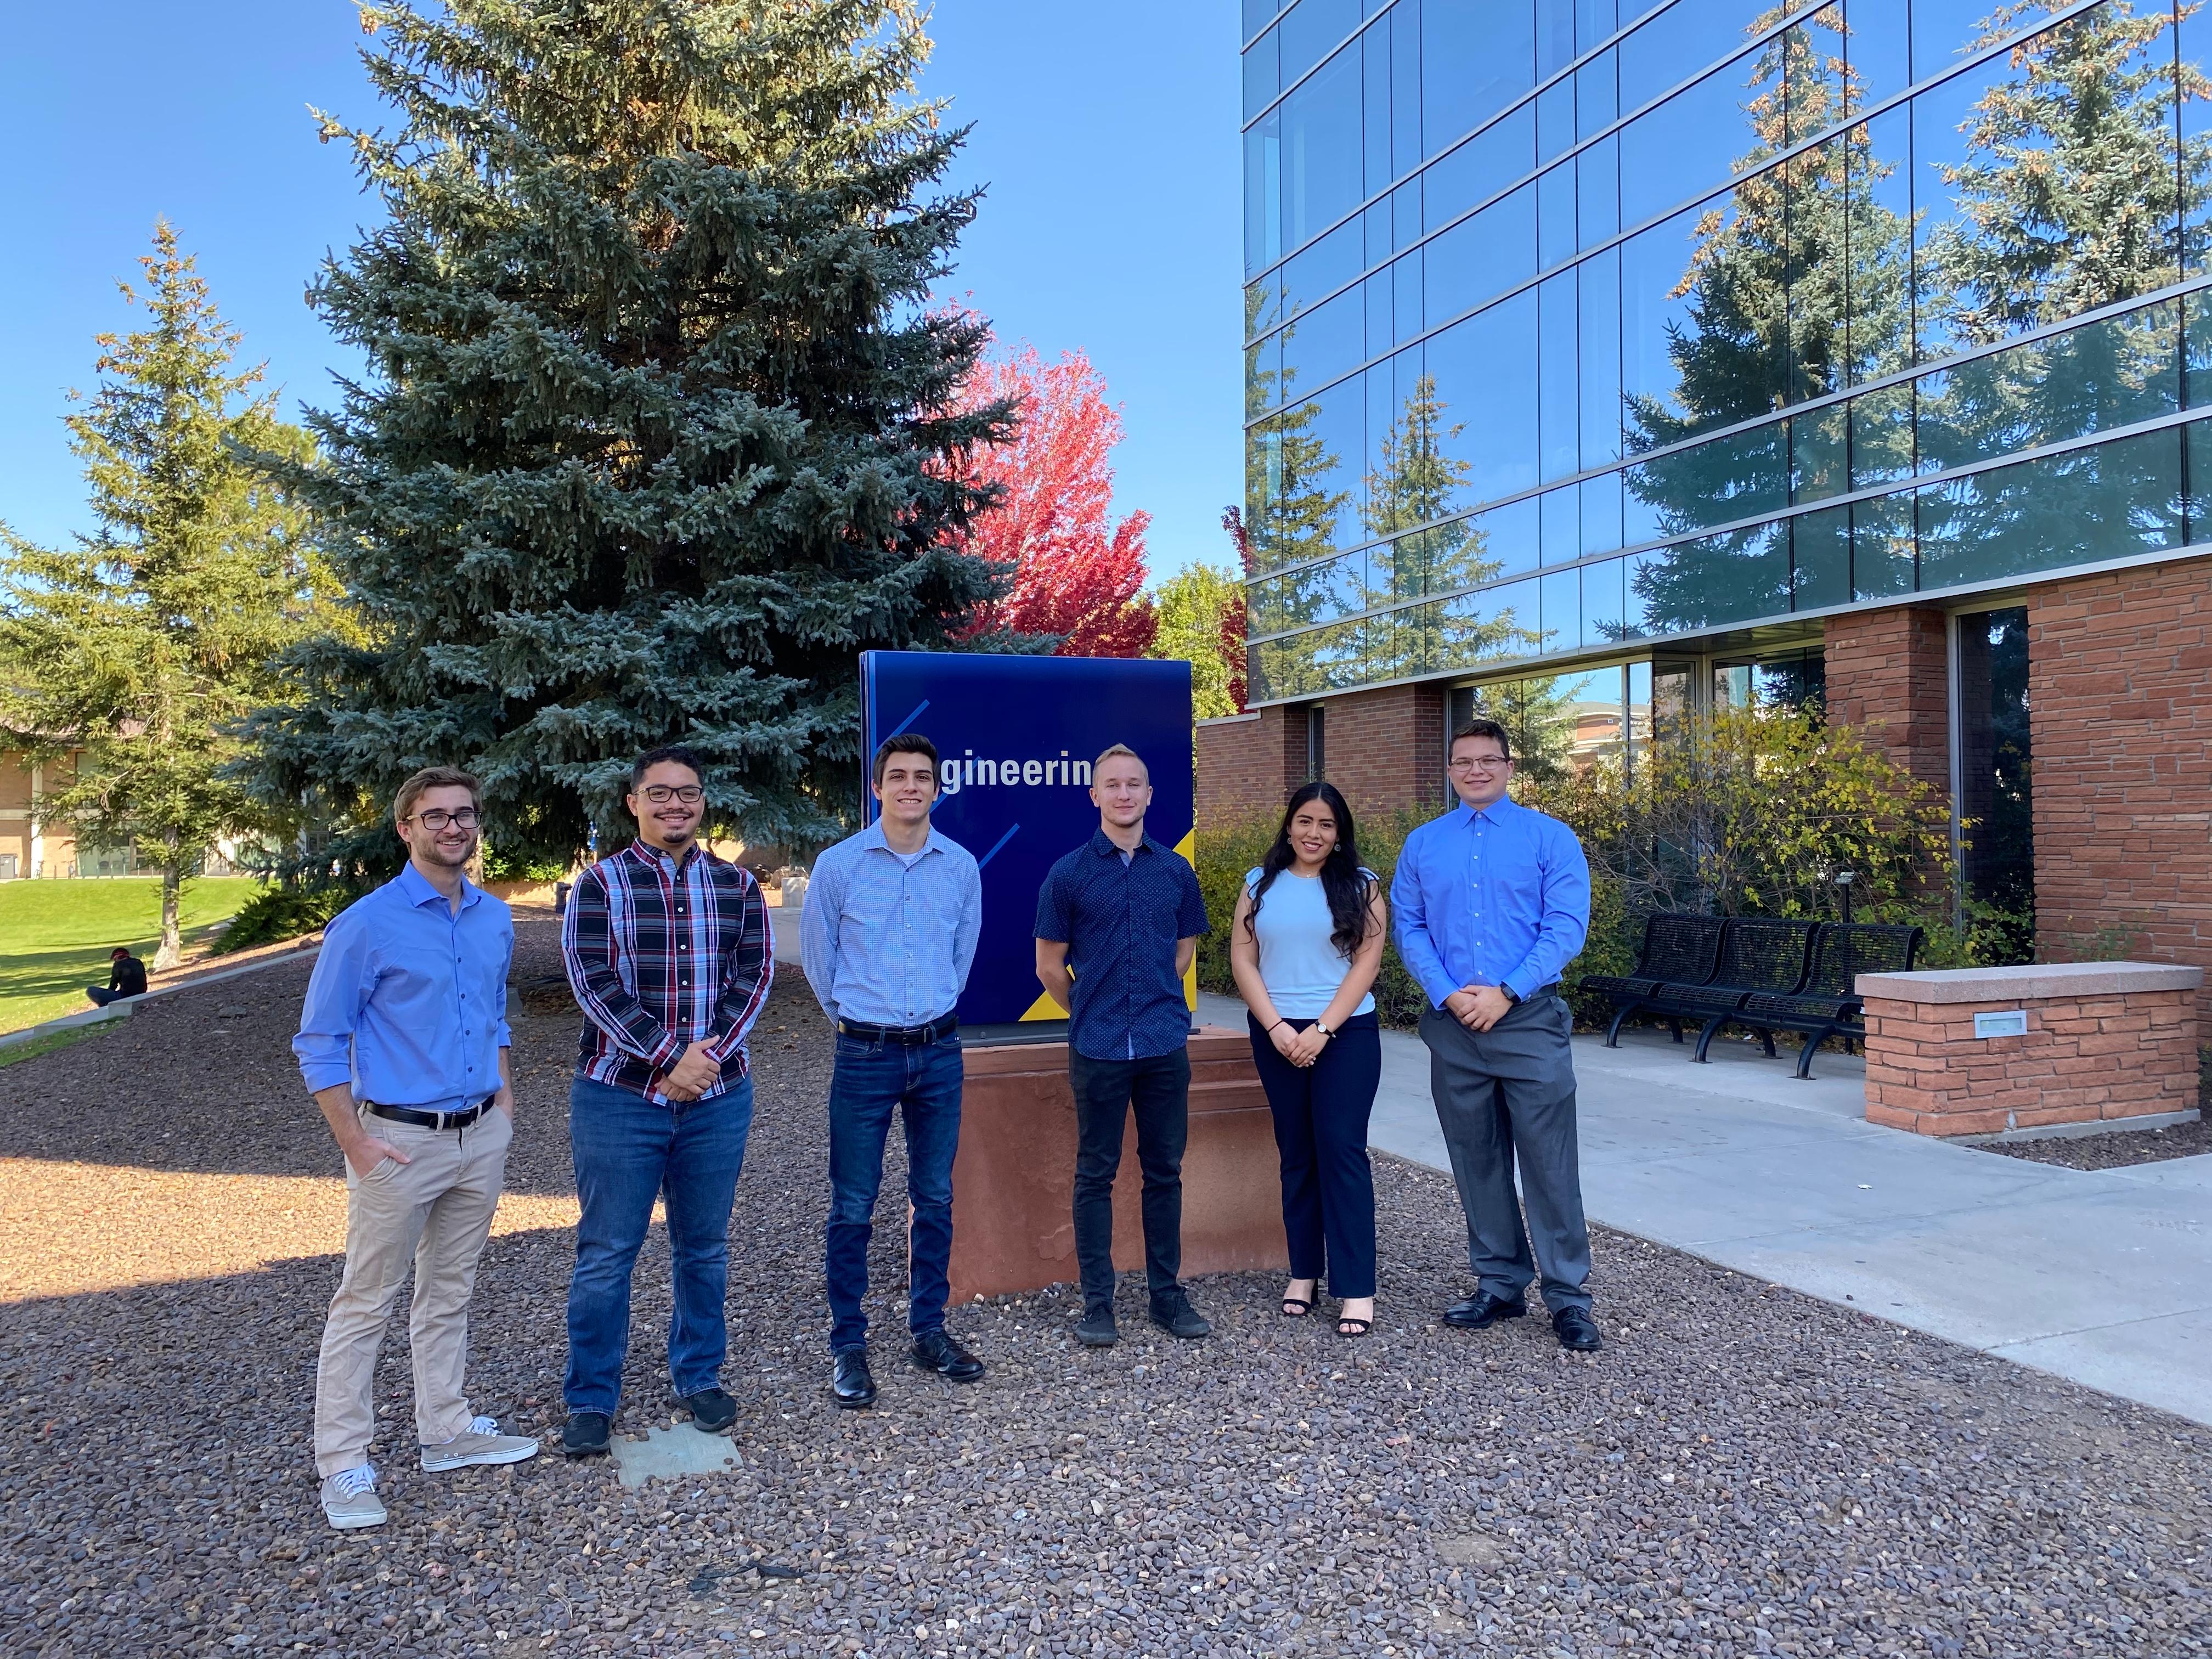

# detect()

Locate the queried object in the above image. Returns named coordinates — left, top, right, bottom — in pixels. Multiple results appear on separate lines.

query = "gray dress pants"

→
left=1419, top=992, right=1592, bottom=1311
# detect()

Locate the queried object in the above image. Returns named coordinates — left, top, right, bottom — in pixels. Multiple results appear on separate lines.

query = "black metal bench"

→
left=1582, top=913, right=1728, bottom=1047
left=1718, top=922, right=1925, bottom=1079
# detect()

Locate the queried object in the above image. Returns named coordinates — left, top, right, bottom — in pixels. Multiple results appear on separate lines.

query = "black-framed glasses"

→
left=410, top=808, right=481, bottom=831
left=639, top=784, right=705, bottom=805
left=1448, top=755, right=1511, bottom=774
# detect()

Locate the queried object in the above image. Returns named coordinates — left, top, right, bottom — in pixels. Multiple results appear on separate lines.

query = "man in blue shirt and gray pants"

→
left=1034, top=743, right=1212, bottom=1349
left=1392, top=718, right=1603, bottom=1353
left=804, top=732, right=984, bottom=1410
left=295, top=766, right=540, bottom=1531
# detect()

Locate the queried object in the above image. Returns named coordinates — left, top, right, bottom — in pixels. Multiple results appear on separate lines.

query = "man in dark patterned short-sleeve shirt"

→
left=1034, top=743, right=1211, bottom=1349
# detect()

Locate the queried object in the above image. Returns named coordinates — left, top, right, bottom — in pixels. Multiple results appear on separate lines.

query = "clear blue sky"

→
left=0, top=2, right=1242, bottom=583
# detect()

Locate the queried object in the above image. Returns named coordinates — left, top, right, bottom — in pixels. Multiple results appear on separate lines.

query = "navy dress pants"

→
left=1246, top=1012, right=1381, bottom=1299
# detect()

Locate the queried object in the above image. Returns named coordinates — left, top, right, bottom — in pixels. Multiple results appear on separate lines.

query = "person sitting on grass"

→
left=85, top=946, right=147, bottom=1007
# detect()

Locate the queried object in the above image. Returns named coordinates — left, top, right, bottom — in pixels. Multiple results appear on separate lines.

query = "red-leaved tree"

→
left=950, top=341, right=1155, bottom=657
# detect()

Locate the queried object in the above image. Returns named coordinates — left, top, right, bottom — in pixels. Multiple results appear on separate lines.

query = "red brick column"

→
left=1196, top=706, right=1303, bottom=827
left=2028, top=560, right=2212, bottom=1013
left=1859, top=962, right=2202, bottom=1137
left=1315, top=681, right=1447, bottom=828
left=1822, top=605, right=1951, bottom=798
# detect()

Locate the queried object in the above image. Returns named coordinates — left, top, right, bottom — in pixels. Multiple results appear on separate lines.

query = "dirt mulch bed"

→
left=1, top=918, right=2208, bottom=1657
left=1972, top=1113, right=2212, bottom=1171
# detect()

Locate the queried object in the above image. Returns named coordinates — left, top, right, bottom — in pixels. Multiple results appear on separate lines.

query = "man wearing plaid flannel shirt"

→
left=557, top=745, right=774, bottom=1456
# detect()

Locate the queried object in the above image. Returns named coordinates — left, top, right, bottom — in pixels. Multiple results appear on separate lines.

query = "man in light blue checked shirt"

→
left=1392, top=716, right=1604, bottom=1355
left=802, top=731, right=984, bottom=1409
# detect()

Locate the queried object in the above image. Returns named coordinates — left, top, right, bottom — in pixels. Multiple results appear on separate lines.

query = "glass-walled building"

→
left=1215, top=0, right=2212, bottom=943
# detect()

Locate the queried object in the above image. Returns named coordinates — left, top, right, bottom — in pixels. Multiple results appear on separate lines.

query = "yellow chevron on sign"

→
left=1176, top=829, right=1199, bottom=1011
left=1019, top=988, right=1064, bottom=1023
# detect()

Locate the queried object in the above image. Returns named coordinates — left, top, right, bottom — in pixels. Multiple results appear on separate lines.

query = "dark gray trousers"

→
left=1419, top=994, right=1592, bottom=1312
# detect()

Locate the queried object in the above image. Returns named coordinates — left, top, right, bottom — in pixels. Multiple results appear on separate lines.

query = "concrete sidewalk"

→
left=1195, top=990, right=2212, bottom=1427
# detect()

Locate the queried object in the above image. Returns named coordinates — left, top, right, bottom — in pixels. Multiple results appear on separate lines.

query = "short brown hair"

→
left=1092, top=743, right=1147, bottom=780
left=873, top=731, right=940, bottom=786
left=394, top=765, right=482, bottom=824
left=1449, top=719, right=1512, bottom=762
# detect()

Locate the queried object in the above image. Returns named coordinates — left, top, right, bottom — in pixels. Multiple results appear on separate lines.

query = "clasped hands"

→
left=1267, top=1020, right=1333, bottom=1069
left=1442, top=983, right=1515, bottom=1032
left=658, top=1039, right=722, bottom=1102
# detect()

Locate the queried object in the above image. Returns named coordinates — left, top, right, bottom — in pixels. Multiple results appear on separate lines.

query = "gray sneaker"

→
left=320, top=1466, right=387, bottom=1530
left=421, top=1415, right=543, bottom=1472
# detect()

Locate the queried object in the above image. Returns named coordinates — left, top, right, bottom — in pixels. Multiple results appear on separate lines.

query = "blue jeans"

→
left=825, top=1032, right=964, bottom=1353
left=564, top=1074, right=754, bottom=1413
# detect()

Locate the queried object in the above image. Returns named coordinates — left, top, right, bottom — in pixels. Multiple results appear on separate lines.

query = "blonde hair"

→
left=1092, top=743, right=1148, bottom=781
left=394, top=765, right=482, bottom=824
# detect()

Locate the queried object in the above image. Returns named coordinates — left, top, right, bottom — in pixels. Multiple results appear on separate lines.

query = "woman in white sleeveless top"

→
left=1228, top=781, right=1387, bottom=1336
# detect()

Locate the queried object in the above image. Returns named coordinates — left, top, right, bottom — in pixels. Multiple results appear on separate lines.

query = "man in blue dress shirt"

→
left=803, top=732, right=984, bottom=1410
left=295, top=767, right=539, bottom=1531
left=1391, top=719, right=1603, bottom=1353
left=1034, top=743, right=1212, bottom=1349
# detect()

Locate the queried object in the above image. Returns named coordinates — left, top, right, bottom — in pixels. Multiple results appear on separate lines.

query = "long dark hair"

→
left=1244, top=781, right=1377, bottom=962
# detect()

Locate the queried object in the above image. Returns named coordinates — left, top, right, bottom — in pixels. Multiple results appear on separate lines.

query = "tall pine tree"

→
left=0, top=224, right=340, bottom=967
left=246, top=0, right=1016, bottom=864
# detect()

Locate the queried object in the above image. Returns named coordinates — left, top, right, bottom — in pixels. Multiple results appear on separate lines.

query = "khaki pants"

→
left=313, top=1103, right=512, bottom=1477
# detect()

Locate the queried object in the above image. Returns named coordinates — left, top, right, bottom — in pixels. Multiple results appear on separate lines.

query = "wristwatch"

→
left=1499, top=985, right=1522, bottom=1006
left=1314, top=1020, right=1334, bottom=1039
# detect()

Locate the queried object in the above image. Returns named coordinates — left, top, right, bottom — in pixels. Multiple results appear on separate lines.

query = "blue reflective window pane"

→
left=1539, top=272, right=1579, bottom=481
left=1784, top=12, right=1847, bottom=148
left=1581, top=471, right=1625, bottom=552
left=1245, top=331, right=1282, bottom=417
left=1791, top=401, right=1848, bottom=504
left=1245, top=115, right=1282, bottom=278
left=1910, top=0, right=2023, bottom=84
left=1577, top=52, right=1618, bottom=140
left=1577, top=0, right=1619, bottom=54
left=1245, top=0, right=1283, bottom=44
left=1583, top=554, right=1628, bottom=643
left=2184, top=0, right=2212, bottom=275
left=1620, top=464, right=1666, bottom=546
left=1626, top=421, right=1789, bottom=541
left=1393, top=0, right=1424, bottom=177
left=1362, top=349, right=1438, bottom=535
left=1619, top=549, right=1663, bottom=638
left=1843, top=0, right=1908, bottom=112
left=1364, top=269, right=1395, bottom=362
left=1632, top=521, right=1791, bottom=634
left=2191, top=419, right=2212, bottom=537
left=1364, top=199, right=1392, bottom=270
left=1280, top=46, right=1366, bottom=255
left=1425, top=0, right=1536, bottom=158
left=1463, top=497, right=1540, bottom=588
left=1784, top=140, right=1846, bottom=404
left=1364, top=26, right=1393, bottom=197
left=1849, top=491, right=1916, bottom=598
left=1280, top=285, right=1365, bottom=402
left=1850, top=382, right=1914, bottom=488
left=1539, top=0, right=1578, bottom=79
left=1619, top=0, right=1757, bottom=117
left=1317, top=619, right=1369, bottom=690
left=1432, top=291, right=1541, bottom=501
left=1540, top=478, right=1580, bottom=560
left=1437, top=577, right=1543, bottom=670
left=1392, top=253, right=1424, bottom=344
left=1538, top=161, right=1577, bottom=269
left=1423, top=106, right=1536, bottom=234
left=1577, top=133, right=1618, bottom=250
left=1281, top=219, right=1363, bottom=321
left=1579, top=248, right=1623, bottom=466
left=1791, top=505, right=1850, bottom=610
left=1249, top=572, right=1283, bottom=638
left=2188, top=289, right=2212, bottom=407
left=1618, top=57, right=1757, bottom=232
left=1392, top=180, right=1424, bottom=251
left=1540, top=566, right=1582, bottom=653
left=1538, top=80, right=1576, bottom=163
left=1244, top=29, right=1280, bottom=125
left=1425, top=184, right=1536, bottom=328
left=1281, top=0, right=1361, bottom=91
left=1919, top=425, right=2185, bottom=590
left=1921, top=303, right=2182, bottom=475
left=1844, top=104, right=1913, bottom=385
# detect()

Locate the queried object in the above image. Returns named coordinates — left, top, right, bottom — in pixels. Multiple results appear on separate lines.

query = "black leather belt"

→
left=364, top=1097, right=494, bottom=1131
left=836, top=1014, right=958, bottom=1046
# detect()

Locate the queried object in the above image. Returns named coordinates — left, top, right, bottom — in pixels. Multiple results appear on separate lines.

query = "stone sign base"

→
left=946, top=1026, right=1288, bottom=1302
left=1857, top=962, right=2203, bottom=1137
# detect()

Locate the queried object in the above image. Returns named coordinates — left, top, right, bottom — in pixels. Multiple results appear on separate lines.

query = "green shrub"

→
left=212, top=885, right=352, bottom=954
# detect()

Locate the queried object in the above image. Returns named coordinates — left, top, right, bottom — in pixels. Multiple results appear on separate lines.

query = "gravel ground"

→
left=1972, top=1114, right=2212, bottom=1171
left=3, top=918, right=2210, bottom=1658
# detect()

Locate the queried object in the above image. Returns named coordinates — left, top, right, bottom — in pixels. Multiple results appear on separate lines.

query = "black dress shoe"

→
left=911, top=1329, right=985, bottom=1383
left=682, top=1387, right=737, bottom=1433
left=831, top=1348, right=877, bottom=1409
left=561, top=1410, right=612, bottom=1457
left=1075, top=1305, right=1119, bottom=1348
left=1553, top=1307, right=1604, bottom=1352
left=1441, top=1291, right=1528, bottom=1329
left=1149, top=1286, right=1212, bottom=1339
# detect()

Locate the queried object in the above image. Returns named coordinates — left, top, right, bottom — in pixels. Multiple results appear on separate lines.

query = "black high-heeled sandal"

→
left=1280, top=1279, right=1317, bottom=1318
left=1335, top=1315, right=1373, bottom=1339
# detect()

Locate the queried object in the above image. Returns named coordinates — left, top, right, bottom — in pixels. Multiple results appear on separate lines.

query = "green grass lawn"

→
left=0, top=877, right=266, bottom=1036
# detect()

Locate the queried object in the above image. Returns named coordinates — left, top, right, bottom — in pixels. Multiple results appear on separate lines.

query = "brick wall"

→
left=1195, top=707, right=1302, bottom=828
left=2029, top=558, right=2212, bottom=1006
left=1823, top=605, right=1951, bottom=797
left=1863, top=986, right=2199, bottom=1136
left=1317, top=681, right=1448, bottom=828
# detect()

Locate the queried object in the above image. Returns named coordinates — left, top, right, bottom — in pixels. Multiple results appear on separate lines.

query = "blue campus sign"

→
left=858, top=651, right=1196, bottom=1036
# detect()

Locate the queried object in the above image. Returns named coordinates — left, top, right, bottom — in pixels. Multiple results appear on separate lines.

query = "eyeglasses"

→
left=410, top=808, right=481, bottom=831
left=1448, top=755, right=1512, bottom=774
left=639, top=785, right=705, bottom=805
